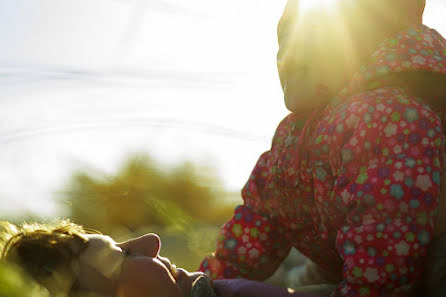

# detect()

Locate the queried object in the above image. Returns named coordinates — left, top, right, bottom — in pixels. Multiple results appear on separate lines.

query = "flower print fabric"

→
left=200, top=25, right=446, bottom=297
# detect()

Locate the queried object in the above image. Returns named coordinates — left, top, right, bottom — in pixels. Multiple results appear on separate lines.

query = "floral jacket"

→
left=200, top=25, right=446, bottom=297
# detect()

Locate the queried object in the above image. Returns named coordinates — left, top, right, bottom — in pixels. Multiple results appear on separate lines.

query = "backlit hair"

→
left=0, top=220, right=92, bottom=296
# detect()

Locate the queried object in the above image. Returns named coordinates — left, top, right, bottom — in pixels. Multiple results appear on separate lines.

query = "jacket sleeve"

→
left=198, top=111, right=310, bottom=280
left=326, top=94, right=444, bottom=297
left=199, top=150, right=292, bottom=280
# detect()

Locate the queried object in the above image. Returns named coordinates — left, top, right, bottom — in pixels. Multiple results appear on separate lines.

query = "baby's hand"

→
left=190, top=275, right=217, bottom=297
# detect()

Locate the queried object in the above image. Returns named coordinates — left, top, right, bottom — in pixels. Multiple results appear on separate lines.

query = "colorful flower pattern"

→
left=200, top=25, right=446, bottom=297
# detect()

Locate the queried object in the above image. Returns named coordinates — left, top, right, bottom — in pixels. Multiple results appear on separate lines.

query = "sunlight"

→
left=299, top=0, right=339, bottom=14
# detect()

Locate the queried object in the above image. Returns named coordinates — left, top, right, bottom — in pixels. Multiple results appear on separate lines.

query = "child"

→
left=0, top=220, right=206, bottom=297
left=199, top=0, right=446, bottom=296
left=1, top=220, right=318, bottom=297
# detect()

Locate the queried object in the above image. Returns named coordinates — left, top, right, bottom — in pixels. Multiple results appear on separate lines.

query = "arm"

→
left=198, top=113, right=313, bottom=280
left=199, top=151, right=292, bottom=280
left=325, top=92, right=443, bottom=296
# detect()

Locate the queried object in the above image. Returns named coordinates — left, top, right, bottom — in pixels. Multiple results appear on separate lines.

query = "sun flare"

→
left=299, top=0, right=339, bottom=14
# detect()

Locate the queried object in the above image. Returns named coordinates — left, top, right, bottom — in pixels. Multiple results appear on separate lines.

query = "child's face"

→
left=73, top=233, right=204, bottom=297
left=277, top=1, right=360, bottom=112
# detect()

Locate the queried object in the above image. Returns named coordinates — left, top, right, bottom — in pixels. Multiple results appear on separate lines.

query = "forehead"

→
left=278, top=1, right=344, bottom=46
left=77, top=233, right=124, bottom=282
left=79, top=234, right=123, bottom=265
left=278, top=0, right=298, bottom=32
left=84, top=234, right=116, bottom=246
left=277, top=1, right=321, bottom=39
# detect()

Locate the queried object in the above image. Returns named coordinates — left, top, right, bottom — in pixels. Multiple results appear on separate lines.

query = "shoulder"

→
left=314, top=87, right=444, bottom=164
left=323, top=87, right=442, bottom=132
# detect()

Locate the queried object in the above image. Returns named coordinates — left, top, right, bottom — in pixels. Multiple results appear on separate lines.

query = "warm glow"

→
left=299, top=0, right=339, bottom=14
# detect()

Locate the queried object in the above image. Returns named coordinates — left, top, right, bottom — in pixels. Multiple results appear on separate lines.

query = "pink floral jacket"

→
left=200, top=25, right=446, bottom=297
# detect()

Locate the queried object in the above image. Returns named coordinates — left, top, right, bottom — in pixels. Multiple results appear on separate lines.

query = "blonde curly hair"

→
left=0, top=220, right=93, bottom=296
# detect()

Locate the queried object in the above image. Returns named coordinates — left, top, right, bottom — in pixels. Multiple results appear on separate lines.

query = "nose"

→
left=117, top=233, right=161, bottom=258
left=140, top=233, right=161, bottom=257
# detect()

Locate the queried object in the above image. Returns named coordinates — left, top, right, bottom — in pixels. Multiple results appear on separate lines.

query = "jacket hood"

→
left=333, top=24, right=446, bottom=113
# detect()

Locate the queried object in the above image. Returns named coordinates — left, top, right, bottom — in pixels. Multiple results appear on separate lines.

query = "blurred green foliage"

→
left=0, top=262, right=46, bottom=297
left=0, top=261, right=117, bottom=297
left=0, top=154, right=298, bottom=293
left=57, top=154, right=238, bottom=270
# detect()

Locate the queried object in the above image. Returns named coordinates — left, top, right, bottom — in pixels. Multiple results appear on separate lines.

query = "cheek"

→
left=118, top=258, right=183, bottom=297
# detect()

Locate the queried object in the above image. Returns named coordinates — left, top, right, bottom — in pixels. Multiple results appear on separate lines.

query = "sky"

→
left=0, top=0, right=445, bottom=218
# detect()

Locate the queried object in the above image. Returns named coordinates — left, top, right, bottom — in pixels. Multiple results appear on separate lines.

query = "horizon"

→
left=1, top=0, right=445, bottom=218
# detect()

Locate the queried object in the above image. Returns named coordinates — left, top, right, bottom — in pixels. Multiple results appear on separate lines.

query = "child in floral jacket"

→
left=199, top=0, right=446, bottom=296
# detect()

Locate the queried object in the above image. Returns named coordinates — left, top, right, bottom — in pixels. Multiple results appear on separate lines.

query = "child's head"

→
left=0, top=220, right=205, bottom=297
left=0, top=220, right=90, bottom=295
left=277, top=0, right=426, bottom=112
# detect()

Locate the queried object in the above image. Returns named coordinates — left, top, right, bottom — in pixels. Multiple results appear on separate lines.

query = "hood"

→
left=333, top=24, right=446, bottom=113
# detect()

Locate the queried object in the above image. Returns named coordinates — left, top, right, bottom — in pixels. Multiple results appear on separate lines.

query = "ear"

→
left=117, top=233, right=160, bottom=258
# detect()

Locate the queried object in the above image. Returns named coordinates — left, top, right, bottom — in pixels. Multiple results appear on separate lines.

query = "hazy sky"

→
left=0, top=0, right=445, bottom=218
